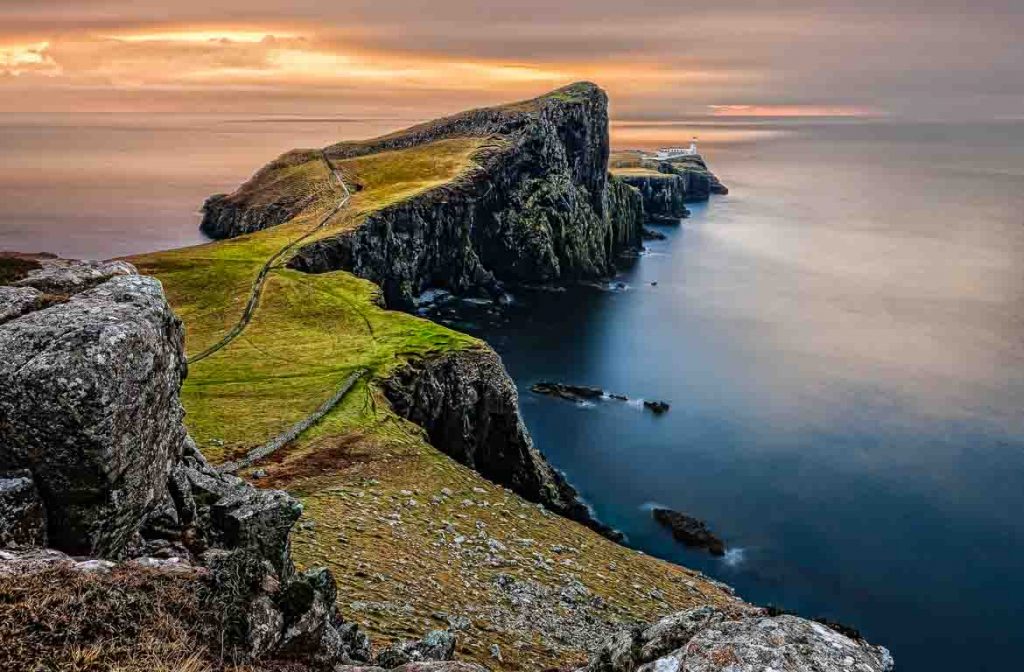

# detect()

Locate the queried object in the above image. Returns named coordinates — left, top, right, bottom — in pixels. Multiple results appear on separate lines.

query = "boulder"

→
left=0, top=286, right=45, bottom=324
left=581, top=608, right=893, bottom=672
left=0, top=272, right=188, bottom=558
left=651, top=509, right=725, bottom=556
left=0, top=471, right=47, bottom=547
left=375, top=630, right=457, bottom=669
left=12, top=258, right=137, bottom=295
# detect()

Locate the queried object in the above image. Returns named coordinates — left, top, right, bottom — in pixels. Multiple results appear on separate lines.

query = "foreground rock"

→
left=0, top=271, right=187, bottom=558
left=652, top=508, right=725, bottom=557
left=580, top=606, right=893, bottom=672
left=0, top=262, right=370, bottom=668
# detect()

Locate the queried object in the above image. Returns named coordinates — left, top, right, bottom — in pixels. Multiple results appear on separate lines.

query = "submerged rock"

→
left=581, top=606, right=893, bottom=672
left=643, top=400, right=670, bottom=415
left=651, top=508, right=725, bottom=556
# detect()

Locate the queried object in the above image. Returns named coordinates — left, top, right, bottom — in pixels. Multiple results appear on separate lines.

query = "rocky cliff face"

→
left=615, top=157, right=729, bottom=224
left=201, top=83, right=645, bottom=308
left=616, top=174, right=691, bottom=223
left=383, top=347, right=619, bottom=539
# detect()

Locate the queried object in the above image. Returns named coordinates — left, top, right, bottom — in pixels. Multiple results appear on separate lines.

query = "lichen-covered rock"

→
left=12, top=258, right=137, bottom=295
left=0, top=286, right=46, bottom=324
left=0, top=273, right=187, bottom=558
left=383, top=347, right=619, bottom=540
left=0, top=471, right=47, bottom=547
left=375, top=630, right=458, bottom=668
left=582, top=607, right=893, bottom=672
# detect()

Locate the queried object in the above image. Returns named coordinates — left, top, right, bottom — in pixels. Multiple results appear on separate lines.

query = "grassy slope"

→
left=131, top=111, right=736, bottom=671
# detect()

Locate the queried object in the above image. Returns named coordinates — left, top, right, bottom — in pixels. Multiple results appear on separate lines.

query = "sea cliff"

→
left=203, top=83, right=645, bottom=308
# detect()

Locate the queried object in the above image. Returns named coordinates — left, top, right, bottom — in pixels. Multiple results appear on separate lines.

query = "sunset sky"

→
left=2, top=0, right=1021, bottom=120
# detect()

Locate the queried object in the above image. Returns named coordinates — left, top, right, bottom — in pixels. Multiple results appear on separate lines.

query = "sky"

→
left=1, top=0, right=1022, bottom=120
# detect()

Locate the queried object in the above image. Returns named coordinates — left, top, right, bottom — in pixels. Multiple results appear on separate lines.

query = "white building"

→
left=649, top=138, right=699, bottom=161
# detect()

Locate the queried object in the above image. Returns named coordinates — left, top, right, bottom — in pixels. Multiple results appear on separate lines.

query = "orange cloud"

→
left=709, top=104, right=876, bottom=117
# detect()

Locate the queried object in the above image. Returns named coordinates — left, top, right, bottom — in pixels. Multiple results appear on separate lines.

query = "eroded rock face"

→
left=581, top=607, right=894, bottom=672
left=383, top=347, right=619, bottom=540
left=616, top=174, right=691, bottom=223
left=0, top=270, right=187, bottom=558
left=274, top=82, right=644, bottom=308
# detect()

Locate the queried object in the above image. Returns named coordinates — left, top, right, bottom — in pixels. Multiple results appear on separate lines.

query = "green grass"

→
left=133, top=138, right=487, bottom=461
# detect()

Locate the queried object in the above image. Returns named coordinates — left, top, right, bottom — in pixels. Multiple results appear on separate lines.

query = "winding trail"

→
left=188, top=151, right=351, bottom=365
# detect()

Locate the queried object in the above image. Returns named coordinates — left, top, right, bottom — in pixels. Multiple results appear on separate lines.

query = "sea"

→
left=2, top=112, right=1023, bottom=671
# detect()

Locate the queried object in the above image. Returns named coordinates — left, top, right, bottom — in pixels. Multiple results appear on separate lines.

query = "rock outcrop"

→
left=0, top=272, right=188, bottom=558
left=0, top=261, right=371, bottom=668
left=617, top=174, right=691, bottom=223
left=580, top=606, right=894, bottom=672
left=383, top=347, right=621, bottom=540
left=615, top=157, right=728, bottom=224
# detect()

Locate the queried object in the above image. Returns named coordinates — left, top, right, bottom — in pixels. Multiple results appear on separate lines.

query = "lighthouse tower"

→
left=687, top=137, right=699, bottom=156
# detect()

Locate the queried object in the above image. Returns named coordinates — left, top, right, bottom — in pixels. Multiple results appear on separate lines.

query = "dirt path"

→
left=188, top=151, right=351, bottom=365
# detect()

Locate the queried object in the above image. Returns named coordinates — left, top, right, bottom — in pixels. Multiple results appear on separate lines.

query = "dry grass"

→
left=0, top=565, right=217, bottom=672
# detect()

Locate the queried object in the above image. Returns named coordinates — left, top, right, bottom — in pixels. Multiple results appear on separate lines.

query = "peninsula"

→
left=0, top=83, right=893, bottom=672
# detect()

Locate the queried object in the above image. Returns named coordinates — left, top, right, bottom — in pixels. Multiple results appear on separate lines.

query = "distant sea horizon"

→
left=2, top=112, right=1023, bottom=671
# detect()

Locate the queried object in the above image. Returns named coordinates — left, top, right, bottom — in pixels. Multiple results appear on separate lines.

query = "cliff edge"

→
left=202, top=82, right=645, bottom=308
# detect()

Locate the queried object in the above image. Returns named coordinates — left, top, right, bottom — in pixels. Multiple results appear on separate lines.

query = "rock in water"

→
left=651, top=508, right=725, bottom=556
left=531, top=381, right=606, bottom=402
left=643, top=400, right=670, bottom=414
left=0, top=269, right=188, bottom=558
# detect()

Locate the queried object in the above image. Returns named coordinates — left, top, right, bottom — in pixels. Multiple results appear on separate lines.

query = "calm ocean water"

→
left=2, top=114, right=1023, bottom=670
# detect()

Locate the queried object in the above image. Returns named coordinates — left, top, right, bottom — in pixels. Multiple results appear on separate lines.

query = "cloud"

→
left=0, top=1, right=1021, bottom=119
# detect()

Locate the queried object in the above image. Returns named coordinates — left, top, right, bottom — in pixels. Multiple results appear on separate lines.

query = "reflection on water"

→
left=1, top=113, right=1023, bottom=671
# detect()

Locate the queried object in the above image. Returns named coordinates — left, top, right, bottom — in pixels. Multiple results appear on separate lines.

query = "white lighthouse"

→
left=650, top=137, right=700, bottom=161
